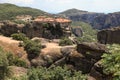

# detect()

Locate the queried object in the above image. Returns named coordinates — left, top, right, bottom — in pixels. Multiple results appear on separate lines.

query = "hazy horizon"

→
left=0, top=0, right=120, bottom=14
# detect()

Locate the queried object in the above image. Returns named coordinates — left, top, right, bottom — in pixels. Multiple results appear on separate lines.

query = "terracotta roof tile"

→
left=34, top=16, right=71, bottom=23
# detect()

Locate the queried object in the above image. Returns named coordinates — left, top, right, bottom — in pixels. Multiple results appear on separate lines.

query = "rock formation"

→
left=59, top=9, right=120, bottom=30
left=0, top=16, right=72, bottom=39
left=97, top=27, right=120, bottom=44
left=0, top=21, right=24, bottom=36
left=31, top=42, right=107, bottom=74
left=71, top=27, right=83, bottom=37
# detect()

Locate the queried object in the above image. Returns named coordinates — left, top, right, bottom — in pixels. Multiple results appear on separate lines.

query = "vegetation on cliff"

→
left=0, top=3, right=48, bottom=20
left=101, top=44, right=120, bottom=79
left=12, top=66, right=87, bottom=80
left=72, top=21, right=97, bottom=43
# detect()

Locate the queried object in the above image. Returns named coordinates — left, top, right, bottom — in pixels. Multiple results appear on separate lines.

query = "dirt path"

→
left=41, top=42, right=62, bottom=54
left=0, top=35, right=19, bottom=44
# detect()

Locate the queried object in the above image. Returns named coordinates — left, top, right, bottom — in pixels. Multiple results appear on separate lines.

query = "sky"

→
left=0, top=0, right=120, bottom=13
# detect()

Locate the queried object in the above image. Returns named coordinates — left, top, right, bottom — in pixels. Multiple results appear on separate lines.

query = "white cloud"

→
left=0, top=0, right=120, bottom=13
left=0, top=0, right=34, bottom=4
left=45, top=0, right=73, bottom=4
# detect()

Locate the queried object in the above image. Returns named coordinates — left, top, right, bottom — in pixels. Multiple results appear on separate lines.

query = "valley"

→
left=0, top=3, right=120, bottom=80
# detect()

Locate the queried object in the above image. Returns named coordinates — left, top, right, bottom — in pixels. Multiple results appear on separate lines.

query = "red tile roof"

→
left=34, top=16, right=71, bottom=23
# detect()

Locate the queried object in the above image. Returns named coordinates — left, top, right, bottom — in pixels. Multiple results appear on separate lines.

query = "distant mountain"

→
left=0, top=3, right=49, bottom=20
left=59, top=8, right=104, bottom=23
left=59, top=8, right=120, bottom=30
left=92, top=12, right=120, bottom=29
left=59, top=8, right=91, bottom=16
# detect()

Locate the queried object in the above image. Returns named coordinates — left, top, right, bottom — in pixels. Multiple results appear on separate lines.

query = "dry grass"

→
left=0, top=36, right=30, bottom=65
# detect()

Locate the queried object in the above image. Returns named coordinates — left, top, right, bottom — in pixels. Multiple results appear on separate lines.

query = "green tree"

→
left=24, top=40, right=41, bottom=60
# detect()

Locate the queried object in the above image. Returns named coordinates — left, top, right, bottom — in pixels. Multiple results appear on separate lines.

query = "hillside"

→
left=0, top=3, right=49, bottom=20
left=59, top=8, right=120, bottom=29
left=59, top=8, right=104, bottom=23
left=59, top=8, right=91, bottom=16
left=92, top=12, right=120, bottom=29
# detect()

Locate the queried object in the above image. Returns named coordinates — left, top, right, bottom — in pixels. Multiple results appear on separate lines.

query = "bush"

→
left=76, top=35, right=96, bottom=43
left=11, top=34, right=42, bottom=60
left=101, top=44, right=120, bottom=80
left=0, top=47, right=9, bottom=80
left=11, top=33, right=27, bottom=41
left=13, top=20, right=26, bottom=24
left=7, top=53, right=27, bottom=68
left=27, top=66, right=87, bottom=80
left=24, top=40, right=41, bottom=60
left=59, top=37, right=73, bottom=46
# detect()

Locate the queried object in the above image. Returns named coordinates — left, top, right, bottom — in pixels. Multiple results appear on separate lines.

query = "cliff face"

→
left=97, top=27, right=120, bottom=44
left=59, top=9, right=120, bottom=30
left=23, top=22, right=69, bottom=39
left=92, top=13, right=120, bottom=29
left=0, top=18, right=71, bottom=39
left=59, top=9, right=104, bottom=28
left=0, top=21, right=24, bottom=36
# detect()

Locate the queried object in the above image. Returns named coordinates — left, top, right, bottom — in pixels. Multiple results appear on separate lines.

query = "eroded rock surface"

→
left=98, top=27, right=120, bottom=44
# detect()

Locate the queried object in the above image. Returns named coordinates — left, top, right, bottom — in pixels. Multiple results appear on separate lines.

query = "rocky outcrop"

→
left=59, top=9, right=120, bottom=30
left=31, top=42, right=107, bottom=74
left=92, top=12, right=120, bottom=29
left=97, top=27, right=120, bottom=44
left=72, top=27, right=83, bottom=37
left=0, top=21, right=24, bottom=36
left=0, top=19, right=71, bottom=39
left=90, top=61, right=104, bottom=80
left=77, top=42, right=107, bottom=60
left=59, top=8, right=104, bottom=24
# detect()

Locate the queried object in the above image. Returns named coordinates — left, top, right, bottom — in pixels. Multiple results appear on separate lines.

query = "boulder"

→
left=72, top=27, right=83, bottom=37
left=90, top=60, right=113, bottom=80
left=90, top=61, right=103, bottom=80
left=77, top=42, right=107, bottom=60
left=60, top=46, right=75, bottom=56
left=68, top=50, right=94, bottom=73
left=31, top=48, right=63, bottom=67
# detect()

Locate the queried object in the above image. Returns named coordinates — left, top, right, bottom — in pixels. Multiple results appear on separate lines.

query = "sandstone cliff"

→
left=0, top=17, right=72, bottom=39
left=97, top=27, right=120, bottom=44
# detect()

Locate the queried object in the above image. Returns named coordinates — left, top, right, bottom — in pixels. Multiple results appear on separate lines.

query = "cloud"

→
left=0, top=0, right=120, bottom=13
left=0, top=0, right=34, bottom=4
left=44, top=0, right=73, bottom=4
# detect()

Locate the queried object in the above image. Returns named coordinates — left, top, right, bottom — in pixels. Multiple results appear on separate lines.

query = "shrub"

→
left=24, top=40, right=41, bottom=60
left=11, top=34, right=42, bottom=60
left=76, top=34, right=96, bottom=43
left=11, top=33, right=27, bottom=41
left=14, top=59, right=27, bottom=68
left=0, top=47, right=9, bottom=80
left=13, top=20, right=26, bottom=24
left=101, top=44, right=120, bottom=80
left=59, top=37, right=73, bottom=46
left=7, top=53, right=27, bottom=68
left=27, top=66, right=87, bottom=80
